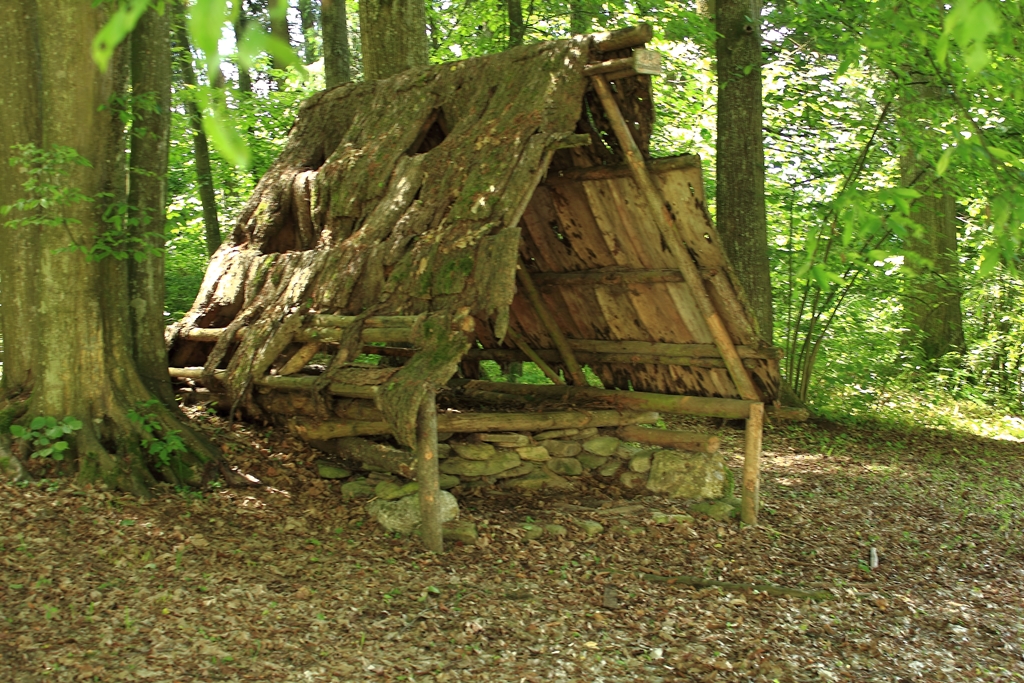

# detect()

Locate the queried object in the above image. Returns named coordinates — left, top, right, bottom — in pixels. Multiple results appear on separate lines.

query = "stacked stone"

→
left=324, top=426, right=728, bottom=500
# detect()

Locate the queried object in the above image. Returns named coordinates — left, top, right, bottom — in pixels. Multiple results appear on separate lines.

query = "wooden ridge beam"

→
left=590, top=24, right=653, bottom=52
left=589, top=73, right=760, bottom=401
left=583, top=48, right=661, bottom=77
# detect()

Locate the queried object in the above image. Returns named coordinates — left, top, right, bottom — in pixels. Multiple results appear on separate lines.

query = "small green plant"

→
left=10, top=416, right=83, bottom=460
left=128, top=400, right=188, bottom=473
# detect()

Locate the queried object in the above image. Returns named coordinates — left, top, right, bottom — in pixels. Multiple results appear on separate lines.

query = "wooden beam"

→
left=293, top=409, right=660, bottom=440
left=168, top=367, right=380, bottom=400
left=417, top=391, right=443, bottom=553
left=516, top=260, right=588, bottom=386
left=583, top=48, right=661, bottom=77
left=741, top=402, right=765, bottom=526
left=181, top=324, right=415, bottom=344
left=617, top=425, right=720, bottom=453
left=462, top=380, right=755, bottom=419
left=546, top=155, right=700, bottom=183
left=589, top=74, right=761, bottom=402
left=590, top=24, right=653, bottom=52
left=506, top=329, right=565, bottom=385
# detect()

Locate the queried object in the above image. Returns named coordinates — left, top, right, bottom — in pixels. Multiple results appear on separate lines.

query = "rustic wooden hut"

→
left=167, top=26, right=787, bottom=548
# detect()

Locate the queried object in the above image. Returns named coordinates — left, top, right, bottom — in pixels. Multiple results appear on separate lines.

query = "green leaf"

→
left=52, top=441, right=70, bottom=452
left=64, top=417, right=83, bottom=431
left=92, top=0, right=150, bottom=72
left=188, top=0, right=233, bottom=77
left=935, top=147, right=953, bottom=177
left=10, top=425, right=27, bottom=438
left=978, top=244, right=1000, bottom=276
left=202, top=107, right=251, bottom=169
left=29, top=416, right=46, bottom=430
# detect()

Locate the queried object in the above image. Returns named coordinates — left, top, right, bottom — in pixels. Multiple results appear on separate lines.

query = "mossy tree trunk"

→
left=321, top=0, right=351, bottom=87
left=129, top=6, right=175, bottom=405
left=899, top=82, right=964, bottom=364
left=715, top=0, right=773, bottom=342
left=359, top=0, right=429, bottom=81
left=0, top=1, right=216, bottom=494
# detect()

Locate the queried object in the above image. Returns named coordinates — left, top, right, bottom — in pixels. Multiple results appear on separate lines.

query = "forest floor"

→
left=1, top=407, right=1023, bottom=683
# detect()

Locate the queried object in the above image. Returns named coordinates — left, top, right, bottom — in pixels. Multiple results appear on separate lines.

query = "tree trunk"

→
left=298, top=0, right=319, bottom=64
left=321, top=0, right=351, bottom=87
left=173, top=14, right=222, bottom=255
left=359, top=0, right=429, bottom=82
left=901, top=154, right=965, bottom=362
left=270, top=0, right=292, bottom=88
left=128, top=6, right=175, bottom=405
left=0, top=0, right=216, bottom=495
left=234, top=1, right=254, bottom=93
left=508, top=0, right=525, bottom=47
left=715, top=0, right=773, bottom=342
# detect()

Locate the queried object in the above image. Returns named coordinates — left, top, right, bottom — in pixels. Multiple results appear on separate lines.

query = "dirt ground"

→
left=2, top=408, right=1023, bottom=683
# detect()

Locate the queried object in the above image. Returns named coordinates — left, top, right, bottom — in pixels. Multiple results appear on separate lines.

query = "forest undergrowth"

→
left=1, top=402, right=1022, bottom=683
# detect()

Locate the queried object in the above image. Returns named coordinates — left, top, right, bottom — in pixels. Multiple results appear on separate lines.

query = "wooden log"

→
left=617, top=425, right=720, bottom=453
left=293, top=409, right=659, bottom=440
left=516, top=260, right=588, bottom=386
left=507, top=329, right=564, bottom=385
left=591, top=23, right=653, bottom=52
left=312, top=436, right=416, bottom=478
left=463, top=380, right=755, bottom=419
left=417, top=391, right=443, bottom=553
left=742, top=402, right=764, bottom=526
left=567, top=338, right=782, bottom=360
left=589, top=74, right=761, bottom=402
left=583, top=48, right=661, bottom=77
left=547, top=155, right=701, bottom=183
left=277, top=342, right=321, bottom=376
left=182, top=324, right=416, bottom=344
left=167, top=368, right=380, bottom=400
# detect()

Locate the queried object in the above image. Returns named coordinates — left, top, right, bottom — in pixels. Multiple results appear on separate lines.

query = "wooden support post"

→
left=506, top=329, right=565, bottom=385
left=417, top=391, right=443, bottom=553
left=589, top=74, right=760, bottom=402
left=741, top=402, right=764, bottom=526
left=516, top=260, right=588, bottom=386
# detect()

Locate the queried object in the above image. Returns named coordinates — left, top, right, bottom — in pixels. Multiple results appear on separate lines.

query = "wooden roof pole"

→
left=506, top=329, right=566, bottom=385
left=589, top=74, right=760, bottom=401
left=516, top=260, right=589, bottom=386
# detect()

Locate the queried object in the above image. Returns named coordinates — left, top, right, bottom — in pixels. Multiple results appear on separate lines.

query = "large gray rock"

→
left=577, top=452, right=609, bottom=471
left=534, top=428, right=578, bottom=440
left=501, top=466, right=574, bottom=492
left=548, top=457, right=583, bottom=476
left=376, top=480, right=419, bottom=500
left=441, top=450, right=521, bottom=476
left=450, top=442, right=496, bottom=461
left=341, top=479, right=376, bottom=499
left=545, top=440, right=582, bottom=458
left=478, top=432, right=530, bottom=447
left=366, top=491, right=459, bottom=534
left=583, top=436, right=620, bottom=456
left=516, top=445, right=550, bottom=462
left=646, top=450, right=726, bottom=500
left=317, top=460, right=352, bottom=479
left=494, top=462, right=536, bottom=479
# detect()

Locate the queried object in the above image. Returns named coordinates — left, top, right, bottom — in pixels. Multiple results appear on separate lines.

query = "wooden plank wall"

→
left=509, top=159, right=781, bottom=401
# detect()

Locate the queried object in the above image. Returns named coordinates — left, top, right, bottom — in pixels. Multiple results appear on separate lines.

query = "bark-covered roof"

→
left=169, top=36, right=779, bottom=446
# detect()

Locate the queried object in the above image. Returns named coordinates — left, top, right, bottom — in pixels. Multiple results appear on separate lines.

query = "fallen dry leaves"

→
left=1, top=409, right=1022, bottom=682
